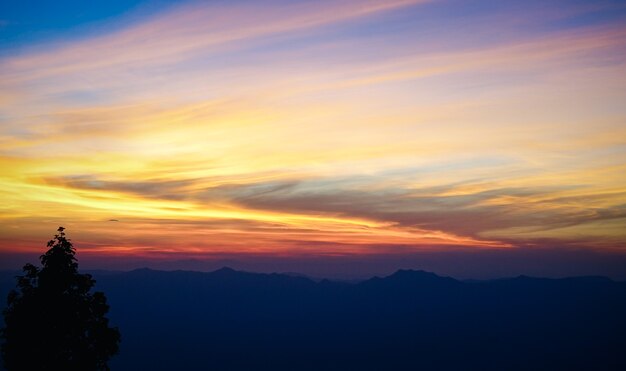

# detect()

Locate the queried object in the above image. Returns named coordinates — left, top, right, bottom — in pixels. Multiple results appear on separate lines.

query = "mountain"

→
left=1, top=268, right=625, bottom=370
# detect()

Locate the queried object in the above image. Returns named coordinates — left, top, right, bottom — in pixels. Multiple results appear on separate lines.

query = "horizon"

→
left=3, top=247, right=626, bottom=281
left=1, top=0, right=626, bottom=279
left=2, top=264, right=625, bottom=286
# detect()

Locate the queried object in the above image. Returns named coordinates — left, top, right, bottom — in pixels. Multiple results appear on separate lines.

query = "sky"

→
left=1, top=0, right=625, bottom=279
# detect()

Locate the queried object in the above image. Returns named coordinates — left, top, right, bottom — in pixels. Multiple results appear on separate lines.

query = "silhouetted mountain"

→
left=1, top=268, right=625, bottom=370
left=360, top=269, right=461, bottom=291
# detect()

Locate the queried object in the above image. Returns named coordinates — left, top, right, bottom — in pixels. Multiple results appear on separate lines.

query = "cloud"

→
left=0, top=0, right=428, bottom=86
left=0, top=0, right=625, bottom=266
left=47, top=175, right=197, bottom=201
left=209, top=179, right=625, bottom=239
left=34, top=170, right=626, bottom=250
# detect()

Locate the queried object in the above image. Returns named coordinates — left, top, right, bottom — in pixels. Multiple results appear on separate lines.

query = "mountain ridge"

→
left=1, top=267, right=625, bottom=370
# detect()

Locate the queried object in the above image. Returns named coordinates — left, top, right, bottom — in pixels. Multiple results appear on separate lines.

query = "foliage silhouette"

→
left=1, top=227, right=120, bottom=371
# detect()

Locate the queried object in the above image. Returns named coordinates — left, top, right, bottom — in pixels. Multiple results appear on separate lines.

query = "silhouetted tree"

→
left=1, top=227, right=120, bottom=371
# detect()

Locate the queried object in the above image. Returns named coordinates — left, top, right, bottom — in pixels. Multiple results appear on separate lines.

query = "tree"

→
left=1, top=227, right=120, bottom=371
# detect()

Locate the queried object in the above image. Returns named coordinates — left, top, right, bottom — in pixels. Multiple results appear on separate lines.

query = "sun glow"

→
left=1, top=0, right=625, bottom=264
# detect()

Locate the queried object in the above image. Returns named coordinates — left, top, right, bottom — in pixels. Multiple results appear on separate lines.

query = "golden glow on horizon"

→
left=1, top=0, right=625, bottom=259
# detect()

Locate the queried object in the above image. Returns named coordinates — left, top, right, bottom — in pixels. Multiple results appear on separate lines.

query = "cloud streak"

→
left=0, top=0, right=625, bottom=270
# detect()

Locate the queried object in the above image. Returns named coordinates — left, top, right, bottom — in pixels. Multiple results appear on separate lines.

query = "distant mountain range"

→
left=1, top=268, right=625, bottom=370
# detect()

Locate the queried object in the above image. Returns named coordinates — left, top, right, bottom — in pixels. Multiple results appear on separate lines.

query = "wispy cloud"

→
left=0, top=0, right=625, bottom=263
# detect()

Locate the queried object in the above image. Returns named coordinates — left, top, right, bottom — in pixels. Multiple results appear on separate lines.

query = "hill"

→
left=1, top=268, right=625, bottom=370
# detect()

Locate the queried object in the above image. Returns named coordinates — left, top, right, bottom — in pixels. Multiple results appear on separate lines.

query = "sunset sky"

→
left=1, top=0, right=625, bottom=278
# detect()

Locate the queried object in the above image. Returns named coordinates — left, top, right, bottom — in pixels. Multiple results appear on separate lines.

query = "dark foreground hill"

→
left=1, top=268, right=625, bottom=370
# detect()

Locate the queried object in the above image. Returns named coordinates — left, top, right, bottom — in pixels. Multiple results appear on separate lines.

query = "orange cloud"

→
left=1, top=0, right=625, bottom=262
